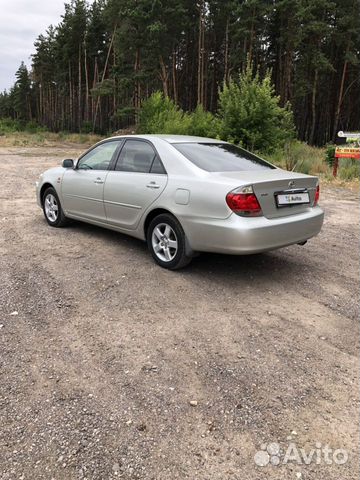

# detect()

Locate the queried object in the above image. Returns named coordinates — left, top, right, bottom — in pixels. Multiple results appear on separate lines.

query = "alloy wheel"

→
left=151, top=223, right=178, bottom=262
left=44, top=193, right=59, bottom=222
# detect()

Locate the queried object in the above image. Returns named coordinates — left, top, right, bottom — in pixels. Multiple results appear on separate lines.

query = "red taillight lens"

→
left=314, top=184, right=320, bottom=206
left=226, top=187, right=262, bottom=217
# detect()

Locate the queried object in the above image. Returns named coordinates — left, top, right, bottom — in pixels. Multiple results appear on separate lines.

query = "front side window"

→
left=78, top=141, right=121, bottom=170
left=173, top=143, right=275, bottom=172
left=115, top=140, right=162, bottom=173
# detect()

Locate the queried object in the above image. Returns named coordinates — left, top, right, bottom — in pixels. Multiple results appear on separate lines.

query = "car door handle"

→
left=146, top=182, right=160, bottom=189
left=94, top=178, right=104, bottom=184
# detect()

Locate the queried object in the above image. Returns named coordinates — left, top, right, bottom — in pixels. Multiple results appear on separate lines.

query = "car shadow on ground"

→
left=187, top=249, right=308, bottom=280
left=59, top=218, right=310, bottom=283
left=60, top=218, right=149, bottom=253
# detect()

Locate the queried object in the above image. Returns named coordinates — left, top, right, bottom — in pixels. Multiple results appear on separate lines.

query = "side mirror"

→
left=62, top=159, right=74, bottom=168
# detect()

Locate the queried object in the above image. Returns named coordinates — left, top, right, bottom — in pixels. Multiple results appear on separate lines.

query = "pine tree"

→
left=13, top=62, right=32, bottom=122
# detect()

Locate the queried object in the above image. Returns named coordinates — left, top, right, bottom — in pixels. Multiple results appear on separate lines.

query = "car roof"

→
left=107, top=134, right=226, bottom=144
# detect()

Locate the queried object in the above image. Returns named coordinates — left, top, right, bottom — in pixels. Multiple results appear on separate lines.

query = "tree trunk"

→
left=69, top=62, right=73, bottom=131
left=93, top=26, right=116, bottom=132
left=224, top=17, right=229, bottom=83
left=39, top=80, right=43, bottom=124
left=332, top=43, right=349, bottom=141
left=159, top=55, right=169, bottom=97
left=309, top=69, right=318, bottom=145
left=248, top=8, right=256, bottom=65
left=91, top=57, right=99, bottom=125
left=84, top=43, right=89, bottom=122
left=78, top=46, right=82, bottom=131
left=134, top=47, right=141, bottom=124
left=172, top=49, right=178, bottom=104
left=197, top=1, right=205, bottom=106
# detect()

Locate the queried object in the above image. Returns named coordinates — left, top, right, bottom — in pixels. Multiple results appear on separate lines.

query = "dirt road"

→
left=0, top=146, right=359, bottom=480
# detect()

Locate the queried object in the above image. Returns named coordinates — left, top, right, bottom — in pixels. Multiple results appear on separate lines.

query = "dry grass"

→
left=265, top=141, right=360, bottom=184
left=265, top=142, right=327, bottom=175
left=0, top=131, right=104, bottom=148
left=321, top=177, right=360, bottom=192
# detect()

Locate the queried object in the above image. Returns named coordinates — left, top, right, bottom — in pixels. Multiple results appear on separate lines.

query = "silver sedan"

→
left=36, top=135, right=324, bottom=269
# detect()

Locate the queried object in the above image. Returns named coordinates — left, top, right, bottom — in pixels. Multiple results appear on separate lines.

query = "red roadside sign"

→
left=336, top=131, right=360, bottom=159
left=335, top=147, right=360, bottom=159
left=333, top=131, right=360, bottom=177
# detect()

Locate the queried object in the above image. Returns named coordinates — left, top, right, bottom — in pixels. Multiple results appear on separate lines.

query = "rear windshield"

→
left=173, top=142, right=275, bottom=172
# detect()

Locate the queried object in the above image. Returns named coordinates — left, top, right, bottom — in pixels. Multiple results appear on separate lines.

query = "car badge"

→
left=288, top=180, right=295, bottom=188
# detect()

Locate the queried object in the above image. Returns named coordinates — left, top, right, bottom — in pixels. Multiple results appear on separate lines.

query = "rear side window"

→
left=172, top=143, right=275, bottom=172
left=150, top=156, right=166, bottom=174
left=115, top=140, right=160, bottom=173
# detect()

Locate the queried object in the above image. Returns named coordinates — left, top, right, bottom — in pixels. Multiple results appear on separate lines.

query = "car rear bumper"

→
left=182, top=206, right=324, bottom=254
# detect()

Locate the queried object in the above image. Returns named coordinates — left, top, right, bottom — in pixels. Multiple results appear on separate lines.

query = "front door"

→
left=61, top=140, right=122, bottom=221
left=104, top=139, right=167, bottom=230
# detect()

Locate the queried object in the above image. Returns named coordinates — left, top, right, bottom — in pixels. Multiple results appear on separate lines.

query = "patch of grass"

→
left=338, top=158, right=360, bottom=181
left=0, top=131, right=103, bottom=147
left=265, top=141, right=359, bottom=185
left=264, top=141, right=328, bottom=175
left=321, top=175, right=360, bottom=192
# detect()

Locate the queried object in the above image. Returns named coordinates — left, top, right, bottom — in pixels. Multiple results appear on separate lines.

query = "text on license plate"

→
left=276, top=192, right=310, bottom=206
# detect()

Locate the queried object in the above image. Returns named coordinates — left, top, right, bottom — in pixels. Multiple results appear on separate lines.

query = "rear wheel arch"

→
left=146, top=212, right=193, bottom=269
left=144, top=208, right=176, bottom=237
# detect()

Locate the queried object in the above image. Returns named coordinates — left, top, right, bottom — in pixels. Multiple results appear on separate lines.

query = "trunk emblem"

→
left=288, top=180, right=295, bottom=188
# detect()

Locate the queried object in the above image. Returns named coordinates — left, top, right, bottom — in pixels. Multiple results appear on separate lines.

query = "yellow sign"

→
left=335, top=146, right=360, bottom=159
left=336, top=131, right=360, bottom=159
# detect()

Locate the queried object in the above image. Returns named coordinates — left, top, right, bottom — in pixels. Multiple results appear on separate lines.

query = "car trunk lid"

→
left=212, top=169, right=318, bottom=219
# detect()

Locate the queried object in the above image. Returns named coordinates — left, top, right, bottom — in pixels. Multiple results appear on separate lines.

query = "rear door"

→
left=103, top=139, right=167, bottom=229
left=61, top=140, right=122, bottom=221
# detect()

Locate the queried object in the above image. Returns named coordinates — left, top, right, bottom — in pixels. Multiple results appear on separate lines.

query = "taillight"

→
left=314, top=184, right=320, bottom=206
left=226, top=185, right=262, bottom=217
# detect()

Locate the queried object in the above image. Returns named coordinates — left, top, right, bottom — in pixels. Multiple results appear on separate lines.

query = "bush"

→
left=138, top=92, right=221, bottom=138
left=25, top=120, right=47, bottom=133
left=80, top=121, right=93, bottom=134
left=0, top=118, right=22, bottom=133
left=138, top=92, right=191, bottom=135
left=325, top=144, right=336, bottom=167
left=218, top=64, right=295, bottom=152
left=188, top=105, right=220, bottom=138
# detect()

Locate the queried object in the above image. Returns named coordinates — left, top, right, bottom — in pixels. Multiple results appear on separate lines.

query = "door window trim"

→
left=112, top=138, right=167, bottom=174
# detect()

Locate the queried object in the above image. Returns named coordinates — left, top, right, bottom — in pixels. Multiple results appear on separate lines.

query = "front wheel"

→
left=42, top=187, right=68, bottom=227
left=147, top=214, right=192, bottom=270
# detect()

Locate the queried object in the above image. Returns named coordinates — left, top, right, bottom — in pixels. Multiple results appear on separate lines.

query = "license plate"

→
left=276, top=191, right=310, bottom=206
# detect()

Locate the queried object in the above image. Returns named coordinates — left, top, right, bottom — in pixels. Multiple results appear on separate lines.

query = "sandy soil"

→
left=0, top=146, right=359, bottom=480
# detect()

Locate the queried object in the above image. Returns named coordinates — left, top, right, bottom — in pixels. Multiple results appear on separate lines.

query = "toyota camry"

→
left=36, top=135, right=324, bottom=269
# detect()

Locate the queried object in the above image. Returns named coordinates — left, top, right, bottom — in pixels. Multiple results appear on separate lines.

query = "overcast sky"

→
left=0, top=0, right=70, bottom=91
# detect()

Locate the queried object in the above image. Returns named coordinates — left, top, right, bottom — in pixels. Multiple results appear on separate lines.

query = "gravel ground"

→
left=0, top=146, right=359, bottom=480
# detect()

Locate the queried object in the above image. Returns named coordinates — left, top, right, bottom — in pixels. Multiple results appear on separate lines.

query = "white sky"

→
left=0, top=0, right=74, bottom=91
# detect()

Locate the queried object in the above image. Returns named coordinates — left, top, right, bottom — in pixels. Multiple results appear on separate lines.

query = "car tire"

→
left=42, top=187, right=68, bottom=227
left=147, top=214, right=192, bottom=270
